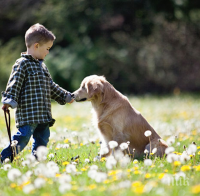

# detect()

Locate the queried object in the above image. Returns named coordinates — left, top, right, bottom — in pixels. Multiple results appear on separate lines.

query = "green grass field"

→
left=0, top=94, right=200, bottom=196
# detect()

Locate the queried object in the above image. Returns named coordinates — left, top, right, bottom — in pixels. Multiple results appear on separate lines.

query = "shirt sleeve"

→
left=1, top=60, right=26, bottom=104
left=50, top=79, right=72, bottom=105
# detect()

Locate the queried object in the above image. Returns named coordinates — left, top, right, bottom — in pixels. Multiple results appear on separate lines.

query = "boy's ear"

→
left=34, top=43, right=39, bottom=49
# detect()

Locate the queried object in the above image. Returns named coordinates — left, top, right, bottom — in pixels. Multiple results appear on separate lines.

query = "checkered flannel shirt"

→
left=1, top=53, right=72, bottom=128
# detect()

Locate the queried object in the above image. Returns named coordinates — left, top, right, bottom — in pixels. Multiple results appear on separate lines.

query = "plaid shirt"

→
left=1, top=53, right=72, bottom=128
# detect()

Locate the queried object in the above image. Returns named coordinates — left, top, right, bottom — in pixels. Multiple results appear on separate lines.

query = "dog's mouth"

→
left=76, top=98, right=87, bottom=102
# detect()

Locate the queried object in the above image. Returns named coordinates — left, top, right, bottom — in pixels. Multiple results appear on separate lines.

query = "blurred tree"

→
left=0, top=0, right=200, bottom=94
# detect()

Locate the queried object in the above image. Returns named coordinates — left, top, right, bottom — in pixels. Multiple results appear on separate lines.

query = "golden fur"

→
left=73, top=75, right=168, bottom=158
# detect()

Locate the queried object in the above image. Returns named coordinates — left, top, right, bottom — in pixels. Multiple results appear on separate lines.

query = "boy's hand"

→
left=2, top=104, right=10, bottom=112
left=69, top=99, right=74, bottom=104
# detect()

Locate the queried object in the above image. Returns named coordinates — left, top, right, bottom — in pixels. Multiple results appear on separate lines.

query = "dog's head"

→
left=73, top=75, right=109, bottom=102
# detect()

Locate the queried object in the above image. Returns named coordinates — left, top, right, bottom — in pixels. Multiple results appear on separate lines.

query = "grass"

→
left=0, top=94, right=200, bottom=196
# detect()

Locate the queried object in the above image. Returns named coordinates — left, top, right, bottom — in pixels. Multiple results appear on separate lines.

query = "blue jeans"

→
left=1, top=123, right=50, bottom=162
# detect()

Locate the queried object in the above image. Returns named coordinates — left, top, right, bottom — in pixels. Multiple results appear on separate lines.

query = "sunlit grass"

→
left=0, top=94, right=200, bottom=196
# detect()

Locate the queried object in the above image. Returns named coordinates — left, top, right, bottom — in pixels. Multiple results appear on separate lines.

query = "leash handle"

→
left=3, top=108, right=12, bottom=144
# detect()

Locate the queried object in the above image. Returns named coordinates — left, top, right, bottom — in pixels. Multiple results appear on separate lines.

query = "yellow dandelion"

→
left=151, top=164, right=156, bottom=168
left=198, top=151, right=200, bottom=155
left=191, top=184, right=200, bottom=194
left=197, top=146, right=200, bottom=150
left=62, top=161, right=70, bottom=166
left=164, top=169, right=168, bottom=173
left=174, top=161, right=181, bottom=167
left=195, top=165, right=200, bottom=171
left=133, top=160, right=138, bottom=164
left=158, top=173, right=165, bottom=179
left=55, top=174, right=61, bottom=177
left=103, top=179, right=111, bottom=184
left=132, top=181, right=142, bottom=187
left=134, top=170, right=142, bottom=175
left=181, top=165, right=191, bottom=171
left=10, top=183, right=17, bottom=188
left=112, top=175, right=118, bottom=181
left=81, top=168, right=87, bottom=171
left=133, top=166, right=139, bottom=170
left=132, top=185, right=144, bottom=194
left=64, top=139, right=69, bottom=143
left=192, top=130, right=197, bottom=136
left=88, top=184, right=97, bottom=190
left=108, top=170, right=118, bottom=176
left=127, top=169, right=132, bottom=173
left=145, top=173, right=151, bottom=179
left=80, top=143, right=84, bottom=146
left=100, top=157, right=106, bottom=162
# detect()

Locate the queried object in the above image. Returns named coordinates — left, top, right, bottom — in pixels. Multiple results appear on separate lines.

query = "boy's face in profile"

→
left=34, top=41, right=53, bottom=60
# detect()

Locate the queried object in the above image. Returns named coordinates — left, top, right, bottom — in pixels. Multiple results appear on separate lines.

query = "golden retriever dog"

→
left=73, top=75, right=168, bottom=158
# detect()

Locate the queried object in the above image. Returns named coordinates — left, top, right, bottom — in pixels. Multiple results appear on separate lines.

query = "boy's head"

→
left=25, top=23, right=56, bottom=48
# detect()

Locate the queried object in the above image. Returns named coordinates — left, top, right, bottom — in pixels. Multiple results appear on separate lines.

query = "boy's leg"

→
left=32, top=123, right=50, bottom=156
left=1, top=124, right=37, bottom=162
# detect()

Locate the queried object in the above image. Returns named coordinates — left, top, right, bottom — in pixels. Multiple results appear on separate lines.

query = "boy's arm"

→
left=50, top=79, right=74, bottom=105
left=1, top=61, right=26, bottom=107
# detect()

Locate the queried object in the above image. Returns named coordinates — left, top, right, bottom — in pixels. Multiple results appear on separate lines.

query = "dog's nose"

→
left=71, top=93, right=75, bottom=99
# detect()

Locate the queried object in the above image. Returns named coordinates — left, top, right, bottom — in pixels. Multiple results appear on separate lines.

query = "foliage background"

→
left=0, top=0, right=200, bottom=94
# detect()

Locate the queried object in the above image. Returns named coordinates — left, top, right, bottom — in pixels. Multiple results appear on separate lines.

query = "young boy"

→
left=1, top=23, right=74, bottom=163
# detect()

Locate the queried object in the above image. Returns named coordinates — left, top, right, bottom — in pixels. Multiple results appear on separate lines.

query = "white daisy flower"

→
left=108, top=141, right=118, bottom=149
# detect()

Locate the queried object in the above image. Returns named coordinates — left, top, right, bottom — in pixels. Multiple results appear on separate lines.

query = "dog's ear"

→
left=86, top=81, right=104, bottom=99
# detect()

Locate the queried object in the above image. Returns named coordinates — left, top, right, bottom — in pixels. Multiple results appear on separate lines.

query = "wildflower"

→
left=108, top=141, right=118, bottom=149
left=145, top=173, right=151, bottom=178
left=4, top=158, right=10, bottom=163
left=187, top=144, right=197, bottom=155
left=127, top=141, right=130, bottom=145
left=166, top=153, right=178, bottom=163
left=63, top=144, right=69, bottom=148
left=119, top=143, right=129, bottom=151
left=144, top=159, right=152, bottom=166
left=144, top=149, right=149, bottom=154
left=11, top=140, right=18, bottom=147
left=152, top=148, right=157, bottom=154
left=106, top=156, right=117, bottom=169
left=191, top=184, right=200, bottom=194
left=180, top=152, right=190, bottom=163
left=22, top=160, right=30, bottom=167
left=173, top=161, right=181, bottom=167
left=66, top=164, right=76, bottom=174
left=23, top=184, right=35, bottom=194
left=100, top=147, right=109, bottom=156
left=166, top=136, right=175, bottom=146
left=7, top=168, right=22, bottom=181
left=95, top=172, right=107, bottom=183
left=133, top=159, right=138, bottom=164
left=34, top=178, right=46, bottom=188
left=36, top=146, right=48, bottom=162
left=26, top=154, right=36, bottom=163
left=181, top=165, right=191, bottom=172
left=62, top=161, right=70, bottom=166
left=88, top=170, right=98, bottom=179
left=58, top=174, right=72, bottom=184
left=118, top=180, right=132, bottom=189
left=3, top=164, right=12, bottom=171
left=144, top=130, right=152, bottom=137
left=165, top=147, right=175, bottom=154
left=59, top=183, right=72, bottom=194
left=120, top=155, right=131, bottom=168
left=90, top=165, right=98, bottom=170
left=85, top=159, right=90, bottom=163
left=48, top=153, right=54, bottom=158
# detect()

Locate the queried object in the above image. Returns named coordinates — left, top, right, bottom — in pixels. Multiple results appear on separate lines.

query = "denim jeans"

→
left=1, top=123, right=50, bottom=162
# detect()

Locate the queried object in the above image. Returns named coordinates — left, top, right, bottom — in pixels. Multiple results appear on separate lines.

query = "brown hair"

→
left=25, top=23, right=56, bottom=48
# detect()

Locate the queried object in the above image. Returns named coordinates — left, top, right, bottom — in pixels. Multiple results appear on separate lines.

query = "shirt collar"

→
left=21, top=52, right=44, bottom=64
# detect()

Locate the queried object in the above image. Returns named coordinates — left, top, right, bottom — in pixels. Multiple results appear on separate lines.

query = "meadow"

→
left=0, top=94, right=200, bottom=196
